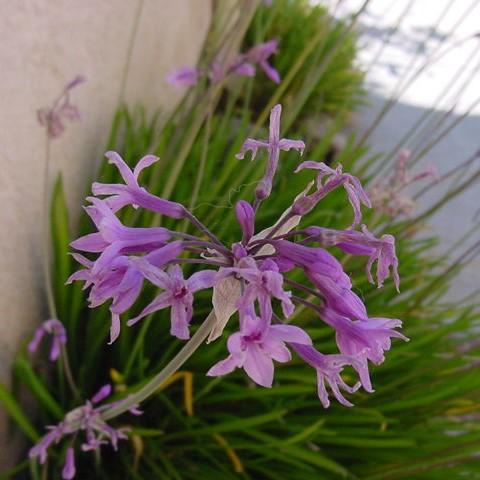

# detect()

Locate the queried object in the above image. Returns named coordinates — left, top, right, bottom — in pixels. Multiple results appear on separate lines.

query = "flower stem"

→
left=42, top=137, right=80, bottom=399
left=101, top=311, right=217, bottom=421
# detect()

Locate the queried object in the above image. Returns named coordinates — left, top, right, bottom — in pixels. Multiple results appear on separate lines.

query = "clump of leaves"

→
left=244, top=0, right=365, bottom=124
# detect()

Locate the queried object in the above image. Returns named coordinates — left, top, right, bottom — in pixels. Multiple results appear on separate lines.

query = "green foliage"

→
left=2, top=2, right=480, bottom=479
left=244, top=0, right=365, bottom=124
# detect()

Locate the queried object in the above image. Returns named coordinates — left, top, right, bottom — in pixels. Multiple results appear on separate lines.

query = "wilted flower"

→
left=28, top=319, right=67, bottom=362
left=37, top=74, right=86, bottom=139
left=369, top=149, right=437, bottom=217
left=30, top=384, right=139, bottom=479
left=69, top=103, right=405, bottom=411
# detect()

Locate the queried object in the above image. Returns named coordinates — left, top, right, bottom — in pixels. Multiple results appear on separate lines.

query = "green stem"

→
left=42, top=137, right=80, bottom=399
left=101, top=311, right=217, bottom=421
left=187, top=97, right=213, bottom=216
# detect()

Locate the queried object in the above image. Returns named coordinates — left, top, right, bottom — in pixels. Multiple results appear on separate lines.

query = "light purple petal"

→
left=207, top=355, right=240, bottom=377
left=260, top=60, right=280, bottom=83
left=188, top=270, right=217, bottom=292
left=91, top=384, right=112, bottom=404
left=270, top=324, right=312, bottom=345
left=70, top=232, right=109, bottom=253
left=108, top=313, right=121, bottom=344
left=235, top=139, right=270, bottom=161
left=133, top=155, right=159, bottom=180
left=127, top=291, right=172, bottom=326
left=105, top=151, right=136, bottom=186
left=170, top=301, right=191, bottom=340
left=243, top=344, right=274, bottom=387
left=62, top=447, right=76, bottom=480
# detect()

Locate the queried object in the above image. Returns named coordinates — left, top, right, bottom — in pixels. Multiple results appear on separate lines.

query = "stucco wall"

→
left=0, top=0, right=211, bottom=468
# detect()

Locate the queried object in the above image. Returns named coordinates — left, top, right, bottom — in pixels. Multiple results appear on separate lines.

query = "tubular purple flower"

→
left=306, top=271, right=368, bottom=321
left=207, top=302, right=311, bottom=387
left=68, top=241, right=184, bottom=344
left=166, top=66, right=200, bottom=86
left=28, top=319, right=67, bottom=362
left=127, top=263, right=216, bottom=339
left=71, top=198, right=172, bottom=274
left=235, top=200, right=255, bottom=244
left=291, top=343, right=361, bottom=408
left=92, top=151, right=186, bottom=218
left=273, top=240, right=352, bottom=288
left=294, top=161, right=371, bottom=226
left=236, top=105, right=305, bottom=201
left=321, top=307, right=408, bottom=390
left=304, top=225, right=400, bottom=290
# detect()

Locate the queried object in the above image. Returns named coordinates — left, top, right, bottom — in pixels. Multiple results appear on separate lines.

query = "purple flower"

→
left=30, top=384, right=135, bottom=479
left=291, top=343, right=361, bottom=408
left=127, top=263, right=216, bottom=339
left=305, top=225, right=400, bottom=290
left=37, top=74, right=86, bottom=139
left=236, top=104, right=305, bottom=201
left=322, top=307, right=408, bottom=390
left=92, top=151, right=186, bottom=218
left=166, top=66, right=200, bottom=86
left=66, top=102, right=404, bottom=412
left=67, top=242, right=183, bottom=344
left=28, top=319, right=67, bottom=362
left=207, top=303, right=311, bottom=387
left=273, top=240, right=352, bottom=288
left=219, top=256, right=295, bottom=321
left=307, top=272, right=368, bottom=321
left=294, top=161, right=371, bottom=226
left=166, top=39, right=279, bottom=86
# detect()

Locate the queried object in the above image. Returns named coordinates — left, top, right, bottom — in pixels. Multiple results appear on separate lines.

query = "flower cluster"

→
left=167, top=40, right=280, bottom=87
left=30, top=384, right=140, bottom=479
left=69, top=104, right=406, bottom=409
left=369, top=149, right=437, bottom=217
left=37, top=75, right=86, bottom=139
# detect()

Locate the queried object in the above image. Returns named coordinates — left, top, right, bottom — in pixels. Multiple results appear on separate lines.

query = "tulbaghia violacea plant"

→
left=67, top=102, right=405, bottom=407
left=43, top=103, right=406, bottom=477
left=167, top=40, right=280, bottom=87
left=29, top=384, right=141, bottom=479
